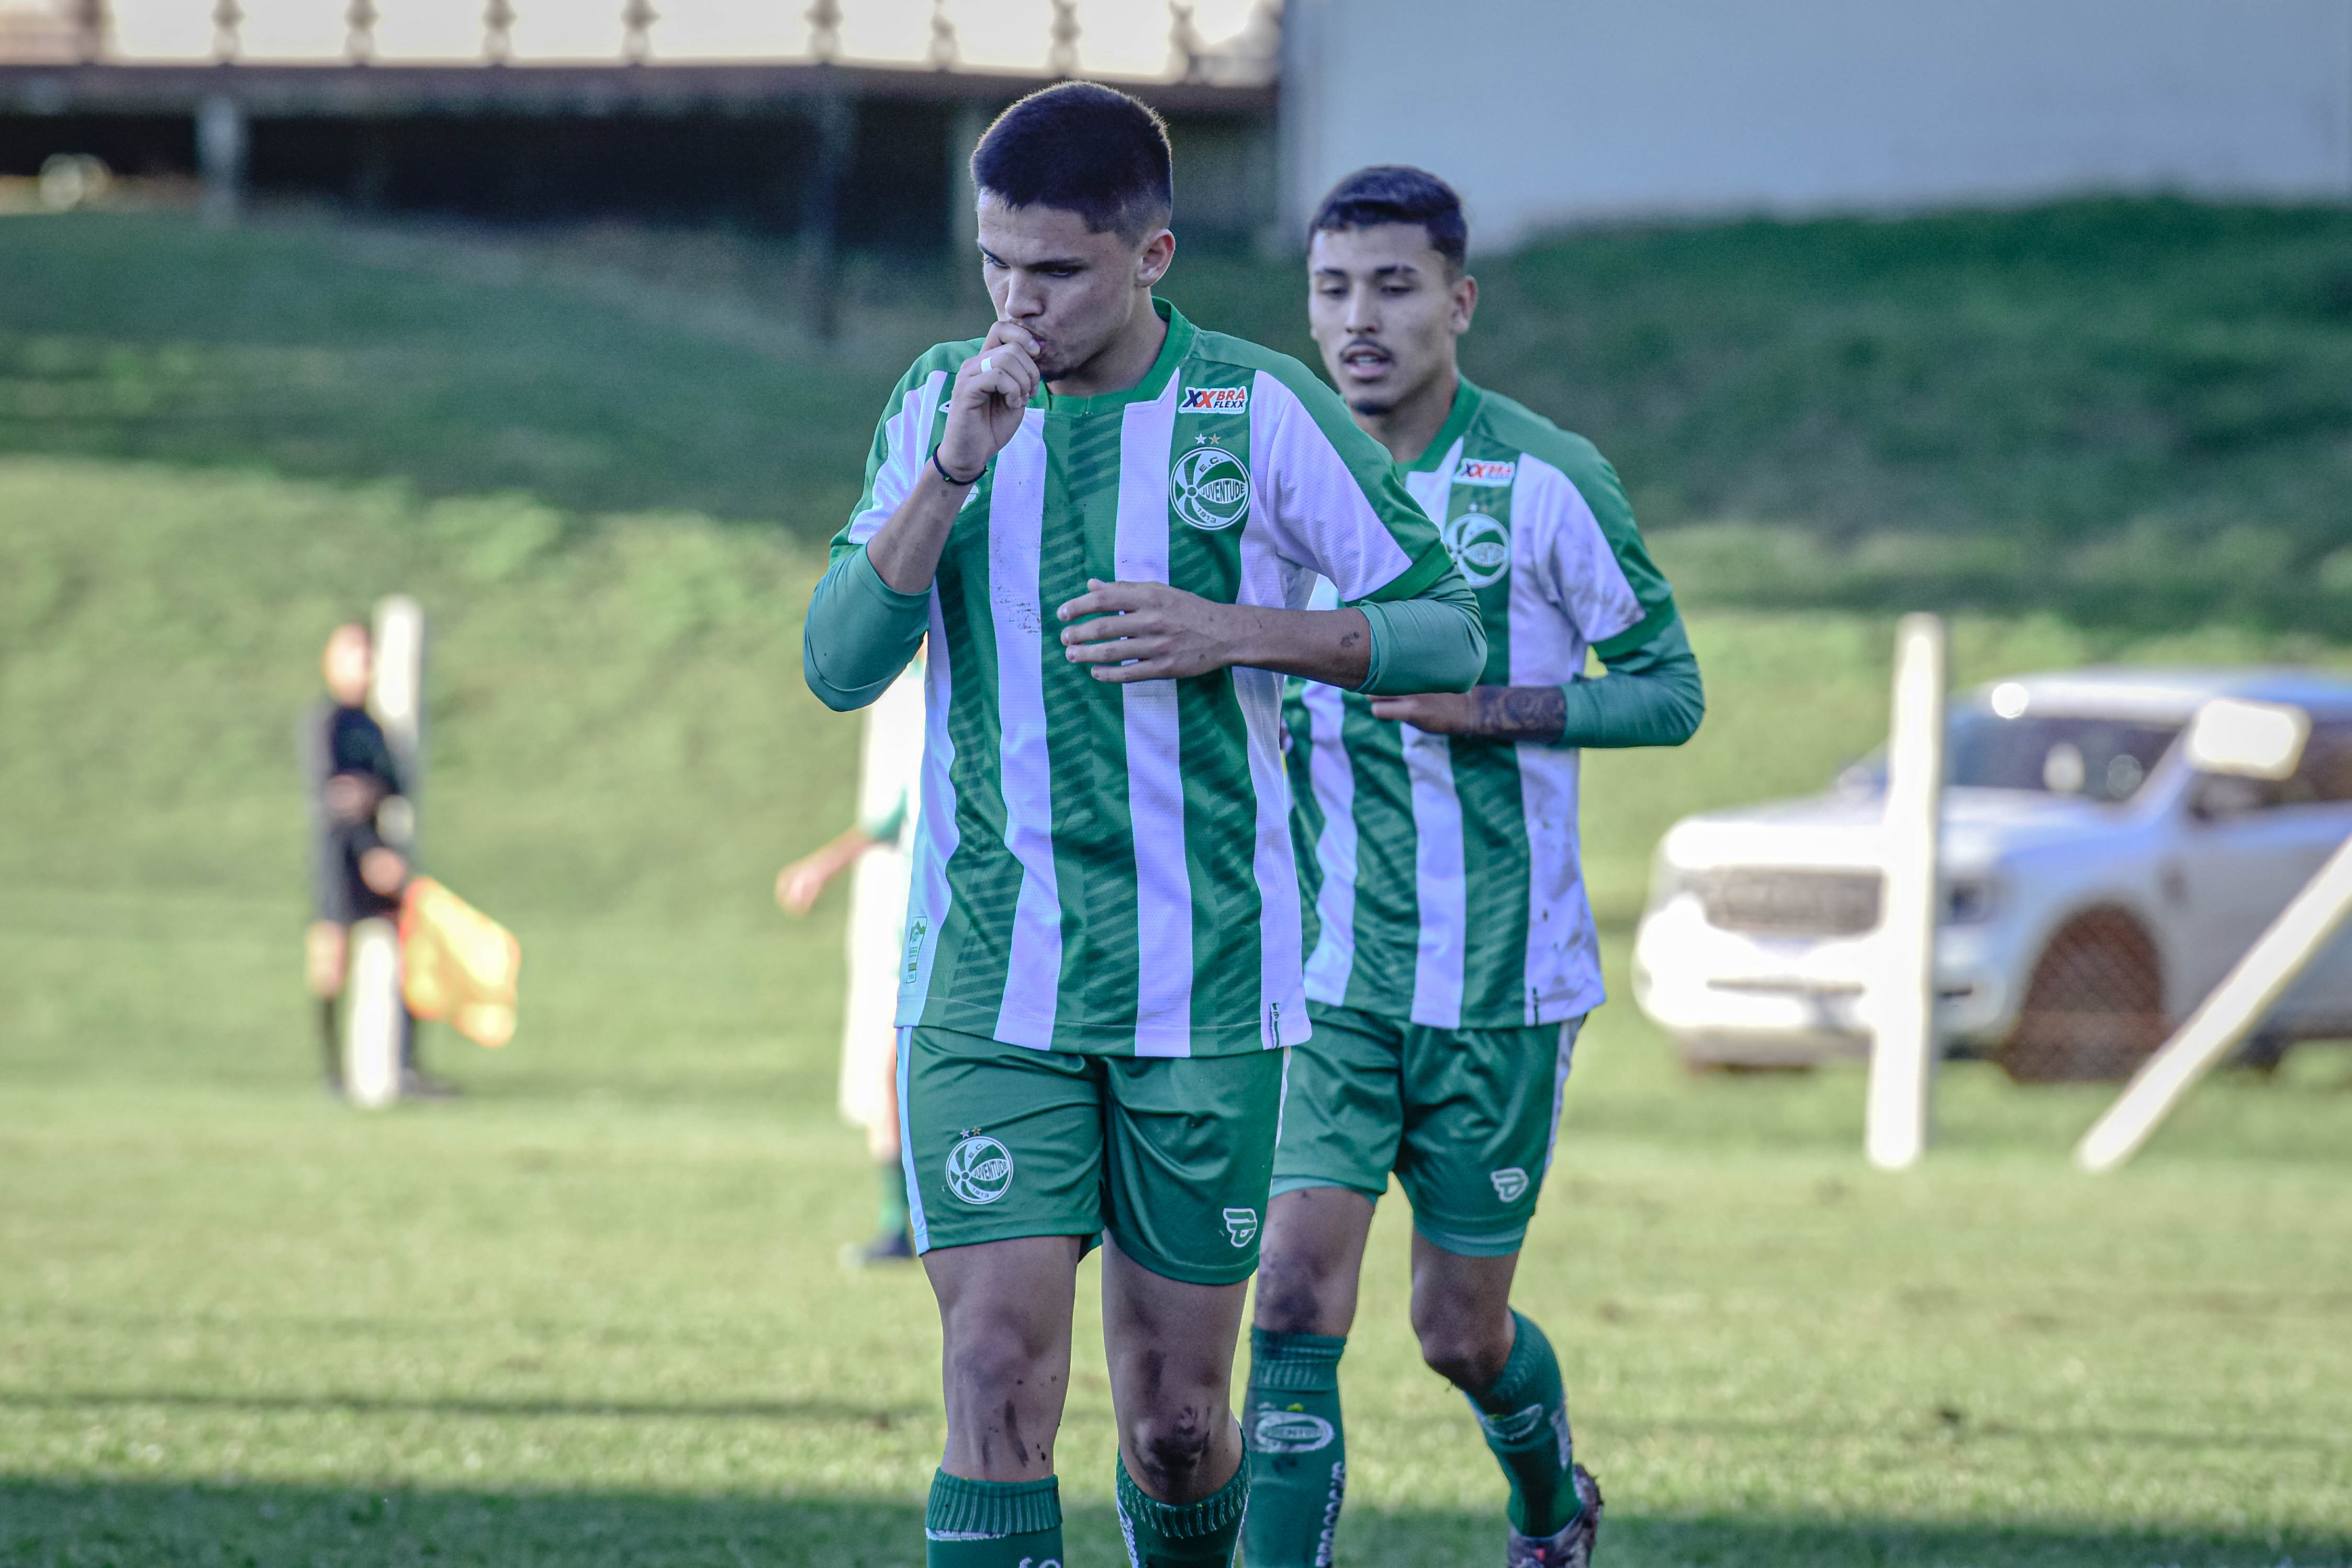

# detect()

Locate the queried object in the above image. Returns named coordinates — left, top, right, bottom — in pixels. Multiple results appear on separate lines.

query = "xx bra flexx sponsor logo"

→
left=1172, top=445, right=1252, bottom=531
left=1490, top=1166, right=1530, bottom=1202
left=1455, top=458, right=1516, bottom=486
left=945, top=1134, right=1015, bottom=1204
left=1223, top=1206, right=1260, bottom=1246
left=1252, top=1405, right=1337, bottom=1453
left=1442, top=510, right=1511, bottom=587
left=1179, top=385, right=1249, bottom=414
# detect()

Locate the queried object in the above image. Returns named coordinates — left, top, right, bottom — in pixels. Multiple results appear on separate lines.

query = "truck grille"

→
left=1698, top=870, right=1883, bottom=937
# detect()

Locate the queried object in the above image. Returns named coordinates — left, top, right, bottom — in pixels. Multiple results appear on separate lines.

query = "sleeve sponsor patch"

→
left=1179, top=385, right=1250, bottom=414
left=1455, top=458, right=1517, bottom=486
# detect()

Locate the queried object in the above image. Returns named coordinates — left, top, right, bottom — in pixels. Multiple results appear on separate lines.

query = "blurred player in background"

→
left=1243, top=167, right=1705, bottom=1568
left=777, top=652, right=925, bottom=1266
left=301, top=621, right=454, bottom=1099
left=802, top=85, right=1484, bottom=1568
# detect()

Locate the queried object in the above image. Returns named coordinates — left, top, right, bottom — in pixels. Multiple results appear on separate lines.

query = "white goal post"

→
left=2076, top=698, right=2345, bottom=1171
left=2077, top=830, right=2352, bottom=1172
left=1865, top=613, right=1946, bottom=1171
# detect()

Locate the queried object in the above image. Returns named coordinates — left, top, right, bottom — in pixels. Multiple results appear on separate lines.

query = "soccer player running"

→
left=1242, top=167, right=1705, bottom=1568
left=801, top=90, right=1486, bottom=1568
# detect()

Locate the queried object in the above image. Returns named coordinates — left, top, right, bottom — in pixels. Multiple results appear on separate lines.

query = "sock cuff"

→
left=1248, top=1327, right=1346, bottom=1392
left=925, top=1470, right=1061, bottom=1537
left=1474, top=1310, right=1555, bottom=1415
left=1115, top=1454, right=1250, bottom=1541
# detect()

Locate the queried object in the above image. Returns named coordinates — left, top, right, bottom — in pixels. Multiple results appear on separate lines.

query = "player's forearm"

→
left=1214, top=604, right=1372, bottom=687
left=803, top=547, right=931, bottom=712
left=1356, top=575, right=1486, bottom=696
left=865, top=465, right=974, bottom=593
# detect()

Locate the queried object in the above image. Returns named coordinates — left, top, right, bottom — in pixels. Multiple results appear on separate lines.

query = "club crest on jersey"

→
left=945, top=1134, right=1015, bottom=1205
left=1171, top=445, right=1252, bottom=532
left=1179, top=385, right=1249, bottom=415
left=1251, top=1406, right=1336, bottom=1453
left=1442, top=510, right=1511, bottom=588
left=1223, top=1206, right=1260, bottom=1246
left=1491, top=1166, right=1530, bottom=1203
left=1455, top=458, right=1517, bottom=486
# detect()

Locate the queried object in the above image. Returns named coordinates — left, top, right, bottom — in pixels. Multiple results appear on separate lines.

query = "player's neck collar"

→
left=1037, top=298, right=1193, bottom=418
left=1398, top=376, right=1484, bottom=473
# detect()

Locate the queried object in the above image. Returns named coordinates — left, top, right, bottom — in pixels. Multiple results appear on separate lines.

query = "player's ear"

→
left=1451, top=272, right=1479, bottom=334
left=1136, top=228, right=1175, bottom=289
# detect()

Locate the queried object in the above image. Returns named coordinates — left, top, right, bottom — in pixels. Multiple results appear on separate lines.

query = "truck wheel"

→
left=1994, top=910, right=2166, bottom=1083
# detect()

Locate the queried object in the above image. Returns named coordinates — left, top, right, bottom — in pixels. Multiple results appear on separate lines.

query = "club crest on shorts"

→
left=1171, top=445, right=1252, bottom=532
left=1442, top=510, right=1511, bottom=588
left=1251, top=1405, right=1336, bottom=1453
left=1222, top=1206, right=1260, bottom=1246
left=945, top=1134, right=1015, bottom=1205
left=1490, top=1166, right=1530, bottom=1203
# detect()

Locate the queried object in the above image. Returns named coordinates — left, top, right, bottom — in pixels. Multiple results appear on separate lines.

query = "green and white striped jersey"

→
left=834, top=301, right=1458, bottom=1058
left=1285, top=379, right=1677, bottom=1028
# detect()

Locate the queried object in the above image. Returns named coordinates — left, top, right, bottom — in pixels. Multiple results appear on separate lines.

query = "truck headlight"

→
left=1943, top=877, right=1999, bottom=925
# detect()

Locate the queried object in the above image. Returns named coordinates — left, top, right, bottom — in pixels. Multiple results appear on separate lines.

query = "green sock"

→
left=924, top=1470, right=1061, bottom=1566
left=1466, top=1311, right=1581, bottom=1538
left=1240, top=1328, right=1347, bottom=1567
left=877, top=1158, right=911, bottom=1237
left=1115, top=1451, right=1249, bottom=1566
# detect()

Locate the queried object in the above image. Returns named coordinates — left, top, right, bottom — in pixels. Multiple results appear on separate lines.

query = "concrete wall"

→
left=1280, top=0, right=2352, bottom=250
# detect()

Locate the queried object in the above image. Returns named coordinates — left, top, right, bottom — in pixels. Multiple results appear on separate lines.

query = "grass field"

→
left=3, top=206, right=2350, bottom=1566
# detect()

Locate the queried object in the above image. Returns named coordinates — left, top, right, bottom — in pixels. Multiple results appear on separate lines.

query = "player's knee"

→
left=943, top=1311, right=1059, bottom=1401
left=1412, top=1308, right=1511, bottom=1393
left=1251, top=1255, right=1339, bottom=1335
left=1126, top=1401, right=1219, bottom=1489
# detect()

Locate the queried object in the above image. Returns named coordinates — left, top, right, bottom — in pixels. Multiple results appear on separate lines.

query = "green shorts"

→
left=1272, top=1002, right=1583, bottom=1258
left=898, top=1025, right=1286, bottom=1287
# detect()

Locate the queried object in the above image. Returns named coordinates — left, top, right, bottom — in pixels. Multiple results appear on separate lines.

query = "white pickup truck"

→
left=1632, top=668, right=2352, bottom=1079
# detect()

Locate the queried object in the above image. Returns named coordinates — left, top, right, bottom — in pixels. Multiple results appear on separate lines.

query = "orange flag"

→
left=399, top=876, right=520, bottom=1048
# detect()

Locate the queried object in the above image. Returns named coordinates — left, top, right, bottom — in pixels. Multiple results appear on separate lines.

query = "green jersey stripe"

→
left=1040, top=405, right=1143, bottom=1051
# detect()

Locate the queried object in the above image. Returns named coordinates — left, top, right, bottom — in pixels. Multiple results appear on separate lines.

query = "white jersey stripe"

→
left=986, top=417, right=1062, bottom=1049
left=848, top=371, right=946, bottom=547
left=1405, top=731, right=1468, bottom=1028
left=1298, top=678, right=1359, bottom=1003
left=1115, top=391, right=1194, bottom=1057
left=1239, top=661, right=1308, bottom=1046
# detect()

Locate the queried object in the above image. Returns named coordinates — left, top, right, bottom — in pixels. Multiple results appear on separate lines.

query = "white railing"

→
left=0, top=0, right=1279, bottom=83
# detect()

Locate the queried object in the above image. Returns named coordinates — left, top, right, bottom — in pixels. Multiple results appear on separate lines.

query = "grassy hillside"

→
left=3, top=209, right=2349, bottom=1568
left=7, top=200, right=2352, bottom=629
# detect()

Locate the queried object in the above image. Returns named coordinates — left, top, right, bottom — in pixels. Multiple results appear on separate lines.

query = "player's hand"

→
left=775, top=855, right=830, bottom=916
left=358, top=846, right=409, bottom=897
left=935, top=321, right=1042, bottom=480
left=1056, top=579, right=1238, bottom=682
left=1368, top=692, right=1483, bottom=733
left=324, top=773, right=377, bottom=824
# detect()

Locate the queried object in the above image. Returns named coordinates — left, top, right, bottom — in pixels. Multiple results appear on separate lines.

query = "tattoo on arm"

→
left=1472, top=685, right=1567, bottom=741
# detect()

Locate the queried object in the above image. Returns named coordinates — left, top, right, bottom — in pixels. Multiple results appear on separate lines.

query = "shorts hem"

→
left=1410, top=1219, right=1529, bottom=1259
left=904, top=1006, right=1286, bottom=1057
left=1270, top=1174, right=1383, bottom=1203
left=1104, top=1222, right=1258, bottom=1288
left=913, top=1224, right=1102, bottom=1259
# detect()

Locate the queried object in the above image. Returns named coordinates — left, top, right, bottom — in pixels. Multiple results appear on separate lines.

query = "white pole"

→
left=1866, top=614, right=1946, bottom=1171
left=370, top=595, right=425, bottom=852
left=343, top=917, right=404, bottom=1109
left=2077, top=831, right=2352, bottom=1172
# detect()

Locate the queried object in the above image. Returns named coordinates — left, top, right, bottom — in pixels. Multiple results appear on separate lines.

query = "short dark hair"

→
left=971, top=81, right=1173, bottom=242
left=1310, top=165, right=1468, bottom=272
